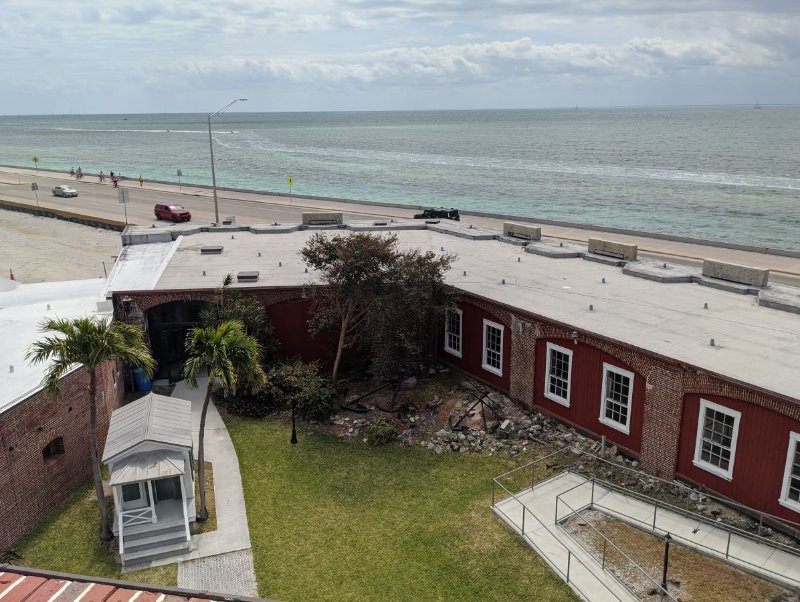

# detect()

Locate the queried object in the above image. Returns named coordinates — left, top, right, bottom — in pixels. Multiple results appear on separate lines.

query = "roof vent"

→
left=237, top=271, right=259, bottom=283
left=200, top=246, right=224, bottom=255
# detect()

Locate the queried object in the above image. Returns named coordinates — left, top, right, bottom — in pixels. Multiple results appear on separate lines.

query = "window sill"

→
left=599, top=416, right=630, bottom=435
left=481, top=363, right=502, bottom=377
left=544, top=392, right=570, bottom=407
left=444, top=347, right=462, bottom=359
left=692, top=458, right=734, bottom=481
left=778, top=498, right=800, bottom=515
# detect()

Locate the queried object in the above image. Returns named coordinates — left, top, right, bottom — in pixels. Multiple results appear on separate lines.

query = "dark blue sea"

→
left=1, top=107, right=798, bottom=249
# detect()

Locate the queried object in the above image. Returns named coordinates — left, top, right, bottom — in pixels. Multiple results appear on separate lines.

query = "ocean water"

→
left=1, top=107, right=798, bottom=250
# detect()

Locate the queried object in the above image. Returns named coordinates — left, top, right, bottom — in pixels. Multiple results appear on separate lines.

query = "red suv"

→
left=154, top=204, right=191, bottom=223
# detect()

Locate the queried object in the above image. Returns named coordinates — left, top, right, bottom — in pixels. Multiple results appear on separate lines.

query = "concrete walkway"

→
left=494, top=473, right=636, bottom=602
left=494, top=472, right=800, bottom=601
left=164, top=376, right=258, bottom=596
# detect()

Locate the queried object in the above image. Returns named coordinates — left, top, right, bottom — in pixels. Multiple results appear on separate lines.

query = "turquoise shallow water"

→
left=1, top=107, right=798, bottom=250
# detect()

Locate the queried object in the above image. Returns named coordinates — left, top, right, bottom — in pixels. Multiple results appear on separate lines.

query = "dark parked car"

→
left=413, top=207, right=460, bottom=221
left=154, top=203, right=191, bottom=223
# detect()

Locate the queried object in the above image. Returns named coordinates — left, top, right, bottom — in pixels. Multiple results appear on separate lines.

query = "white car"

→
left=52, top=185, right=78, bottom=198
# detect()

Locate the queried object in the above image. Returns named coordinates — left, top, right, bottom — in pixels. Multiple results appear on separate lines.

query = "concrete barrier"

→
left=0, top=198, right=128, bottom=231
left=503, top=222, right=541, bottom=241
left=302, top=212, right=342, bottom=225
left=702, top=259, right=769, bottom=286
left=588, top=238, right=638, bottom=260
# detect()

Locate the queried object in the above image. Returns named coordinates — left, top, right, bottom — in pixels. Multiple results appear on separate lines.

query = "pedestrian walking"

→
left=112, top=176, right=119, bottom=188
left=138, top=175, right=144, bottom=187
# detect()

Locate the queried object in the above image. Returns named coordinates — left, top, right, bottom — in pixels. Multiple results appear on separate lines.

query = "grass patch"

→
left=12, top=481, right=177, bottom=586
left=193, top=461, right=217, bottom=534
left=226, top=415, right=578, bottom=602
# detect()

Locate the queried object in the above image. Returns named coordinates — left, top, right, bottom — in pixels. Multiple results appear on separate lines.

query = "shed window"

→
left=780, top=432, right=800, bottom=512
left=42, top=437, right=65, bottom=462
left=693, top=398, right=740, bottom=480
left=545, top=343, right=572, bottom=406
left=444, top=309, right=462, bottom=357
left=482, top=320, right=504, bottom=376
left=122, top=483, right=143, bottom=503
left=599, top=364, right=634, bottom=434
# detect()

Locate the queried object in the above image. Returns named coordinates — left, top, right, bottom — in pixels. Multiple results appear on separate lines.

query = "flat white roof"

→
left=110, top=223, right=800, bottom=402
left=0, top=278, right=109, bottom=414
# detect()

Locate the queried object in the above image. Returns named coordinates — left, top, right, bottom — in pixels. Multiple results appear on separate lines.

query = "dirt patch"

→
left=562, top=510, right=796, bottom=602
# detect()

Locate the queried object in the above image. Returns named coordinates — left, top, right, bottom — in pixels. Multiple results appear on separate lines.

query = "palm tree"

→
left=183, top=320, right=265, bottom=521
left=27, top=317, right=154, bottom=541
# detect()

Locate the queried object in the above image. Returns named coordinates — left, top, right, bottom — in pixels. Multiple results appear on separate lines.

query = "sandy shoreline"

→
left=1, top=164, right=798, bottom=286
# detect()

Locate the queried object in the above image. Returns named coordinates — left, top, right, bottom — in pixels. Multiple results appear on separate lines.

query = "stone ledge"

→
left=525, top=240, right=584, bottom=258
left=622, top=260, right=697, bottom=283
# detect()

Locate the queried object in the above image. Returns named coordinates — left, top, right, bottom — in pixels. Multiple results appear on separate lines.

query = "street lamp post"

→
left=290, top=400, right=298, bottom=445
left=661, top=532, right=672, bottom=598
left=208, top=98, right=247, bottom=224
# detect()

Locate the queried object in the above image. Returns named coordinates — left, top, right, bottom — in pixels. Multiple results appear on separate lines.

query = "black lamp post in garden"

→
left=290, top=400, right=298, bottom=444
left=661, top=532, right=672, bottom=598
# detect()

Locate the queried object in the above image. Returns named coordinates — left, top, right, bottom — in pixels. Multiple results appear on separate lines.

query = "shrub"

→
left=217, top=387, right=280, bottom=419
left=265, top=360, right=335, bottom=421
left=363, top=416, right=396, bottom=446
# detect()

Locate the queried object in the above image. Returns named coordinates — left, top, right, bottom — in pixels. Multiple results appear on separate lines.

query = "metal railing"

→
left=558, top=473, right=800, bottom=589
left=554, top=486, right=680, bottom=601
left=491, top=452, right=632, bottom=601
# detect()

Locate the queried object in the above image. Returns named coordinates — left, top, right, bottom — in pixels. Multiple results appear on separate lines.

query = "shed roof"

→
left=102, top=393, right=192, bottom=463
left=109, top=449, right=186, bottom=485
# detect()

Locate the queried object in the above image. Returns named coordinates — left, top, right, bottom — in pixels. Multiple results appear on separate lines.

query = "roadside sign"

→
left=177, top=169, right=182, bottom=177
left=177, top=169, right=183, bottom=190
left=118, top=188, right=129, bottom=204
left=287, top=177, right=294, bottom=186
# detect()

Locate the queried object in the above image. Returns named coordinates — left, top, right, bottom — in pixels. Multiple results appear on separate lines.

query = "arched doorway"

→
left=147, top=301, right=207, bottom=381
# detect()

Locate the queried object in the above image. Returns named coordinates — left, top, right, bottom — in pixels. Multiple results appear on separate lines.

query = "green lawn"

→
left=12, top=482, right=177, bottom=587
left=227, top=416, right=578, bottom=602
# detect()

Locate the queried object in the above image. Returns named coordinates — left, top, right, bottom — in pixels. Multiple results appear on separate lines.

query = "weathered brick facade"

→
left=0, top=362, right=122, bottom=551
left=447, top=291, right=800, bottom=522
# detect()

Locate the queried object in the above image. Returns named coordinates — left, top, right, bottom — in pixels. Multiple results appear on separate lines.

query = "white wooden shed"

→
left=102, top=392, right=194, bottom=566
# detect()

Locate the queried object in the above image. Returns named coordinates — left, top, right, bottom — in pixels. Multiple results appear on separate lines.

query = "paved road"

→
left=2, top=166, right=798, bottom=285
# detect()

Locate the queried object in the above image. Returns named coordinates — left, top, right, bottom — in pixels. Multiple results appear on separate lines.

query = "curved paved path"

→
left=171, top=375, right=259, bottom=597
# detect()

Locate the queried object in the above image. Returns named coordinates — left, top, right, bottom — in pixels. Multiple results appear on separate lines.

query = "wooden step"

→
left=122, top=541, right=191, bottom=566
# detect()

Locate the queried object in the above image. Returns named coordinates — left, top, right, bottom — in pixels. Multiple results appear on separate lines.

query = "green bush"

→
left=217, top=387, right=280, bottom=419
left=363, top=416, right=396, bottom=446
left=265, top=360, right=335, bottom=421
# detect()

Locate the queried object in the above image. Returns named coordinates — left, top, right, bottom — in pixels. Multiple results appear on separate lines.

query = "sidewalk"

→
left=165, top=376, right=258, bottom=596
left=494, top=472, right=800, bottom=600
left=2, top=165, right=798, bottom=284
left=494, top=472, right=636, bottom=602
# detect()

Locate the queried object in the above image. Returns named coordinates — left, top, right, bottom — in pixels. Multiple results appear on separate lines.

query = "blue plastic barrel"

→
left=133, top=367, right=152, bottom=392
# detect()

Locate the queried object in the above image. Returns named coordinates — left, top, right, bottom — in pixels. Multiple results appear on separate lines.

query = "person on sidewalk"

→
left=138, top=175, right=144, bottom=187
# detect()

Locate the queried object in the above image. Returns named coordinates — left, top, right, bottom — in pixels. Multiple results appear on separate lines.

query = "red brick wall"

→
left=443, top=299, right=511, bottom=392
left=533, top=337, right=646, bottom=456
left=0, top=361, right=123, bottom=551
left=677, top=392, right=800, bottom=522
left=441, top=290, right=800, bottom=522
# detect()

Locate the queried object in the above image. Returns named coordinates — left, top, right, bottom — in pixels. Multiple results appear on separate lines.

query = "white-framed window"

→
left=780, top=432, right=800, bottom=513
left=544, top=342, right=572, bottom=406
left=482, top=319, right=504, bottom=377
left=693, top=398, right=741, bottom=481
left=444, top=309, right=463, bottom=358
left=599, top=363, right=634, bottom=434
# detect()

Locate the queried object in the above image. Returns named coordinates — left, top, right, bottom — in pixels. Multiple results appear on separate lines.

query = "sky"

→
left=2, top=0, right=799, bottom=114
